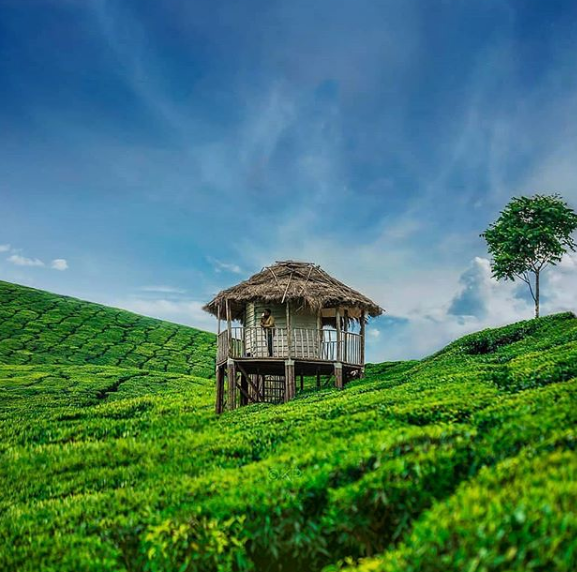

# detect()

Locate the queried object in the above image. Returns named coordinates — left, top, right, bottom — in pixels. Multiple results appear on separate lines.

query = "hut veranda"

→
left=204, top=261, right=384, bottom=413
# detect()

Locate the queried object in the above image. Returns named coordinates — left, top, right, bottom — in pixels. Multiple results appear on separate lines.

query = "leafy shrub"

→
left=491, top=342, right=577, bottom=391
left=341, top=450, right=577, bottom=572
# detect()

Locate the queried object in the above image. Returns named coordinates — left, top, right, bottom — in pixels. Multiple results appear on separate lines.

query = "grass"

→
left=0, top=280, right=576, bottom=571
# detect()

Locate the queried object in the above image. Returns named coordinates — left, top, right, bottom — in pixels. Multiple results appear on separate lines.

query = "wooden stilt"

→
left=284, top=359, right=295, bottom=402
left=316, top=368, right=321, bottom=389
left=215, top=365, right=225, bottom=414
left=334, top=362, right=343, bottom=389
left=240, top=371, right=248, bottom=406
left=227, top=358, right=236, bottom=410
left=300, top=372, right=304, bottom=392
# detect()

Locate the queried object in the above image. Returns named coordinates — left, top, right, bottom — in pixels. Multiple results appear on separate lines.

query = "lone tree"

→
left=481, top=194, right=577, bottom=318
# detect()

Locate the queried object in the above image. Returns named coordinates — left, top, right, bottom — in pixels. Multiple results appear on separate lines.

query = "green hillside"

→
left=0, top=280, right=215, bottom=377
left=1, top=281, right=576, bottom=572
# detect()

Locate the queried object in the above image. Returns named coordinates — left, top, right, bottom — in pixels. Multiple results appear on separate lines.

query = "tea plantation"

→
left=1, top=280, right=576, bottom=572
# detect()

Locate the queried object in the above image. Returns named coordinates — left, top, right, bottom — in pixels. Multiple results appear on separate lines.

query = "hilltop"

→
left=0, top=281, right=576, bottom=572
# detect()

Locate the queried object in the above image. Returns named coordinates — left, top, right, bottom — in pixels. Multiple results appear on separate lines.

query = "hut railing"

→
left=217, top=327, right=363, bottom=365
left=217, top=330, right=229, bottom=364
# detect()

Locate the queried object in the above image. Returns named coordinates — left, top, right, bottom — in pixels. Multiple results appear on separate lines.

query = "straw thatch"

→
left=203, top=260, right=384, bottom=320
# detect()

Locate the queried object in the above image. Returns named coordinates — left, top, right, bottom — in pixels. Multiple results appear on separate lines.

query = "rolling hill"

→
left=0, top=280, right=215, bottom=377
left=0, top=280, right=576, bottom=572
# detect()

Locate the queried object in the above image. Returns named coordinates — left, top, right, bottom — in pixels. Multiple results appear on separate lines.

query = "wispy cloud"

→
left=139, top=285, right=187, bottom=294
left=207, top=257, right=242, bottom=274
left=5, top=251, right=69, bottom=271
left=7, top=254, right=45, bottom=267
left=0, top=244, right=11, bottom=253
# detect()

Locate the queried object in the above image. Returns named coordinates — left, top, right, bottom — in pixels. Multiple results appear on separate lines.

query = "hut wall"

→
left=244, top=303, right=286, bottom=328
left=243, top=302, right=319, bottom=358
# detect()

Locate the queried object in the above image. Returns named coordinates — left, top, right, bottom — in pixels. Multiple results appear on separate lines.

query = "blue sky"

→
left=2, top=0, right=577, bottom=361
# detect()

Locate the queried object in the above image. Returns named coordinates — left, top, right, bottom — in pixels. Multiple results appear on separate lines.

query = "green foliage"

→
left=0, top=281, right=576, bottom=572
left=343, top=450, right=577, bottom=572
left=481, top=193, right=577, bottom=317
left=481, top=194, right=577, bottom=280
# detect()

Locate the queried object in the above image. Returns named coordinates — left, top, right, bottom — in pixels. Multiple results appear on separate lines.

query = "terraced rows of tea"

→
left=0, top=281, right=215, bottom=377
left=1, top=280, right=576, bottom=572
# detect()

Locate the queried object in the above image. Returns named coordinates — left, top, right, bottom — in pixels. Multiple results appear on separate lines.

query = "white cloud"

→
left=7, top=254, right=45, bottom=267
left=51, top=259, right=69, bottom=271
left=0, top=244, right=10, bottom=252
left=207, top=256, right=242, bottom=274
left=373, top=254, right=577, bottom=362
left=139, top=285, right=187, bottom=294
left=113, top=298, right=216, bottom=333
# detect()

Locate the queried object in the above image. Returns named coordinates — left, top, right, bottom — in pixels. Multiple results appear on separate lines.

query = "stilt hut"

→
left=203, top=260, right=384, bottom=413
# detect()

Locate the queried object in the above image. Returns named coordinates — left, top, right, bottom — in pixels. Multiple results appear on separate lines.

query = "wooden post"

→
left=225, top=299, right=232, bottom=358
left=300, top=372, right=304, bottom=392
left=335, top=307, right=342, bottom=362
left=284, top=359, right=295, bottom=402
left=227, top=358, right=236, bottom=410
left=286, top=301, right=292, bottom=358
left=215, top=365, right=225, bottom=414
left=316, top=368, right=321, bottom=389
left=334, top=361, right=343, bottom=389
left=317, top=310, right=323, bottom=359
left=343, top=309, right=349, bottom=363
left=240, top=371, right=248, bottom=406
left=360, top=310, right=366, bottom=377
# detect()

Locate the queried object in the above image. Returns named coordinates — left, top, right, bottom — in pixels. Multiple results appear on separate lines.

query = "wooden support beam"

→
left=215, top=365, right=225, bottom=414
left=334, top=361, right=343, bottom=389
left=284, top=359, right=295, bottom=402
left=235, top=379, right=254, bottom=404
left=236, top=362, right=264, bottom=402
left=316, top=368, right=321, bottom=389
left=227, top=358, right=236, bottom=410
left=300, top=372, right=304, bottom=392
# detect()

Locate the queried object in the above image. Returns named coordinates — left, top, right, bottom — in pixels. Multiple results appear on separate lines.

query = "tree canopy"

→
left=481, top=194, right=577, bottom=317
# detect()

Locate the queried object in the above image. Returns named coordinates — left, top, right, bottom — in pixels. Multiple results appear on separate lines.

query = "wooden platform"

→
left=214, top=357, right=363, bottom=413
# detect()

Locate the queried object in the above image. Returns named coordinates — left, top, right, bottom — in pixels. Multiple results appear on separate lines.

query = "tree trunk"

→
left=535, top=270, right=540, bottom=318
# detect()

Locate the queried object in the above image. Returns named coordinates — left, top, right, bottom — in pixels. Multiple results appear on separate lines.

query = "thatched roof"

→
left=203, top=260, right=384, bottom=320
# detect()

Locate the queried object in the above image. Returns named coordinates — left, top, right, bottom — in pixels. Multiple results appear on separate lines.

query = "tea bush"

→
left=342, top=449, right=577, bottom=572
